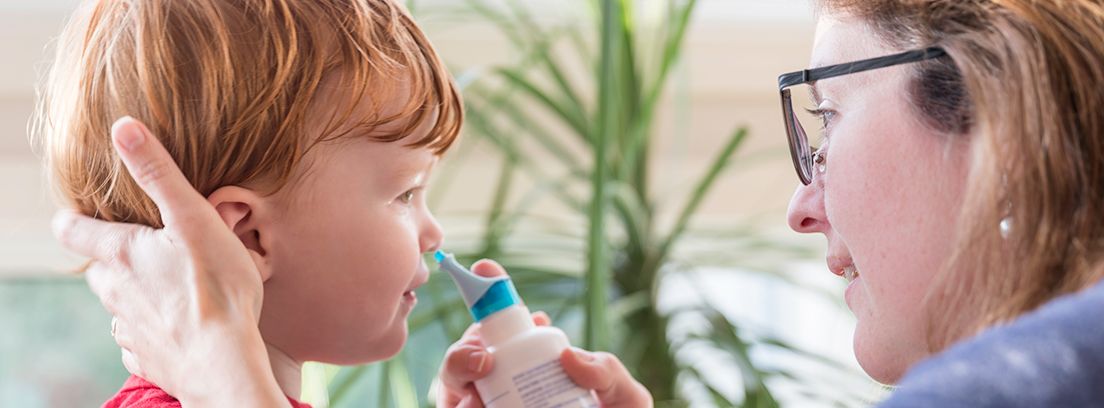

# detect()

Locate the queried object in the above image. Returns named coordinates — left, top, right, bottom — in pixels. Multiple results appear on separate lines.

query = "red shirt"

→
left=103, top=375, right=312, bottom=408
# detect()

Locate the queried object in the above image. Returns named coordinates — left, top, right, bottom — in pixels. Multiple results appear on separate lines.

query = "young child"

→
left=37, top=0, right=462, bottom=405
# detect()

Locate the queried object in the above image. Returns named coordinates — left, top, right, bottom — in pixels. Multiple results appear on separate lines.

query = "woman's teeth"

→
left=843, top=265, right=859, bottom=283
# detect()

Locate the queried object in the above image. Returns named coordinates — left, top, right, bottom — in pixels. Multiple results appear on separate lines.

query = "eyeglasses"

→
left=778, top=47, right=948, bottom=185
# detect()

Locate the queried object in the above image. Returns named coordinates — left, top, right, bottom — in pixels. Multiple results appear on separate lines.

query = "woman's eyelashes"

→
left=805, top=107, right=837, bottom=132
left=805, top=107, right=838, bottom=149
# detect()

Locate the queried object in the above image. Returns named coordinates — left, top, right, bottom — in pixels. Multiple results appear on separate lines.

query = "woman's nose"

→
left=787, top=179, right=828, bottom=234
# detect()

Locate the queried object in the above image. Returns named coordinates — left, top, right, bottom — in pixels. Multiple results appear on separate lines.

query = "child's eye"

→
left=398, top=189, right=416, bottom=204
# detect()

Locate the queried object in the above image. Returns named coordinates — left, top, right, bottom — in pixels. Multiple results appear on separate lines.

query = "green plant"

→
left=316, top=1, right=868, bottom=407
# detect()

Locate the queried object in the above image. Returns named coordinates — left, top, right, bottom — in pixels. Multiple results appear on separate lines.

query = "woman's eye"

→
left=805, top=108, right=836, bottom=130
left=399, top=189, right=416, bottom=204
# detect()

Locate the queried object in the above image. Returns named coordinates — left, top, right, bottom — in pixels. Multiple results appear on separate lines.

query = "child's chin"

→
left=360, top=325, right=411, bottom=362
left=322, top=325, right=410, bottom=365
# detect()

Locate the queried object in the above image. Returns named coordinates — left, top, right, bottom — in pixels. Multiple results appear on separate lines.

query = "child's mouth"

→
left=404, top=266, right=430, bottom=303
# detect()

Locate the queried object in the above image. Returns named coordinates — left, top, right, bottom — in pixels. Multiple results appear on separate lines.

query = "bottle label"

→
left=509, top=359, right=597, bottom=408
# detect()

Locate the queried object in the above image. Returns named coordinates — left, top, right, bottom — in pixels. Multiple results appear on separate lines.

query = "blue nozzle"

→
left=433, top=251, right=521, bottom=321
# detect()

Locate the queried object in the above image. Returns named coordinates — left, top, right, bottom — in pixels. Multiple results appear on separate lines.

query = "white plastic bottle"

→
left=435, top=251, right=599, bottom=408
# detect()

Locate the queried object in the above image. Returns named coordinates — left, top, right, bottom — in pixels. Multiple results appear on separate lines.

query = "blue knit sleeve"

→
left=879, top=279, right=1104, bottom=407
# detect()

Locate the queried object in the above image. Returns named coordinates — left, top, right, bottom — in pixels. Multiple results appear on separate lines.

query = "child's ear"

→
left=206, top=186, right=274, bottom=282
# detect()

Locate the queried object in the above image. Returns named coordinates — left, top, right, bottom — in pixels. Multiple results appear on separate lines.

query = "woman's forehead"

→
left=810, top=14, right=903, bottom=100
left=811, top=14, right=884, bottom=68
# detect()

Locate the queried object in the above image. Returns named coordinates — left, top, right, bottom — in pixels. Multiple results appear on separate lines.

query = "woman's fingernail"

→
left=113, top=117, right=145, bottom=151
left=469, top=351, right=487, bottom=372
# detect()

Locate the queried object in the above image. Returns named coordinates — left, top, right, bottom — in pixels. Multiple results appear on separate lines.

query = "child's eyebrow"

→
left=389, top=155, right=438, bottom=183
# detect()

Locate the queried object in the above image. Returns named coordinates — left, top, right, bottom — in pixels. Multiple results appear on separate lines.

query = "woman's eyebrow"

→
left=810, top=82, right=824, bottom=105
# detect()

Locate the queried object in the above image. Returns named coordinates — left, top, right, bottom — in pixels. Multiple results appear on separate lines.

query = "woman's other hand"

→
left=435, top=260, right=653, bottom=408
left=52, top=117, right=283, bottom=406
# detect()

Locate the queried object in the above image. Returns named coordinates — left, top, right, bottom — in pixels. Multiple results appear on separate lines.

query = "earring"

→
left=999, top=174, right=1012, bottom=239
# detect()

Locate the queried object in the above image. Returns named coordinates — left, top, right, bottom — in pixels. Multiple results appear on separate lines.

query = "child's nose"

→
left=419, top=213, right=444, bottom=254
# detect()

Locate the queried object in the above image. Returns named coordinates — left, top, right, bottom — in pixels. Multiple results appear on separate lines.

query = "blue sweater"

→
left=880, top=280, right=1104, bottom=407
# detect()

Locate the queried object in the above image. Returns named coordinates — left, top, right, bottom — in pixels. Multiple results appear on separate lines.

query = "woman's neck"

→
left=265, top=343, right=303, bottom=400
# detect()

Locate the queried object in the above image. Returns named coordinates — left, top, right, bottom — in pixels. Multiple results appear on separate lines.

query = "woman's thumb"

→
left=561, top=348, right=653, bottom=407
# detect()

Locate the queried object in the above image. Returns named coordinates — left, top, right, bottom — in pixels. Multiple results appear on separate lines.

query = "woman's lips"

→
left=828, top=259, right=861, bottom=309
left=826, top=255, right=853, bottom=278
left=841, top=264, right=861, bottom=309
left=842, top=265, right=859, bottom=283
left=844, top=274, right=861, bottom=308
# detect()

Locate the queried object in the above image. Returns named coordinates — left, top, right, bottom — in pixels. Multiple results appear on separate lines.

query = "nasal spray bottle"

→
left=434, top=251, right=598, bottom=408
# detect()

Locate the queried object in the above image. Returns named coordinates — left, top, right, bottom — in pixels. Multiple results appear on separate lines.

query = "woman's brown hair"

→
left=34, top=0, right=463, bottom=228
left=818, top=0, right=1104, bottom=349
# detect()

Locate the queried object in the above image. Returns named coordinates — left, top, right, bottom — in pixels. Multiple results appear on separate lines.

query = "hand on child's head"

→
left=55, top=117, right=270, bottom=402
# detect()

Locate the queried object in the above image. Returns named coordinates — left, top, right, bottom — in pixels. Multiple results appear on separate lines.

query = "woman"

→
left=55, top=0, right=1104, bottom=406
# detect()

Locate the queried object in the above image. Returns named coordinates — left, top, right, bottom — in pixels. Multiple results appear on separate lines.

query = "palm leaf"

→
left=659, top=127, right=749, bottom=260
left=325, top=2, right=861, bottom=407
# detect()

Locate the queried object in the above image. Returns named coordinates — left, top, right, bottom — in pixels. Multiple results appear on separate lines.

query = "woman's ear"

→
left=206, top=186, right=274, bottom=282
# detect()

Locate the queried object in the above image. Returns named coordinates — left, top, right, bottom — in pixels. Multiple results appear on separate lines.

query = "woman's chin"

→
left=852, top=323, right=907, bottom=385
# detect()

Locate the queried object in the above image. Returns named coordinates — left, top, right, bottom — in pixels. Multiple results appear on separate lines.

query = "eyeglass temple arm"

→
left=777, top=47, right=947, bottom=90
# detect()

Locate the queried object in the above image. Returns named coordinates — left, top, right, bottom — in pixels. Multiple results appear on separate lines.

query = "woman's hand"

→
left=52, top=117, right=285, bottom=406
left=436, top=261, right=653, bottom=408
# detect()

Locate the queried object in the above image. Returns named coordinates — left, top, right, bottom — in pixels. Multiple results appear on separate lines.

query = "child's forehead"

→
left=305, top=69, right=452, bottom=149
left=312, top=70, right=414, bottom=119
left=391, top=149, right=440, bottom=179
left=318, top=136, right=439, bottom=183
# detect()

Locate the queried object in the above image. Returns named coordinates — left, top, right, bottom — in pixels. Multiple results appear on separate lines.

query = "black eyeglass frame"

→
left=778, top=46, right=948, bottom=185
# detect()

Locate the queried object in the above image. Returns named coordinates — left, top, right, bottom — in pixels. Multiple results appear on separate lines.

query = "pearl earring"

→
left=999, top=174, right=1013, bottom=239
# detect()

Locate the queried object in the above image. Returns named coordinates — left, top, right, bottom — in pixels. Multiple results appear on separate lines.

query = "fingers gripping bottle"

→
left=435, top=251, right=599, bottom=408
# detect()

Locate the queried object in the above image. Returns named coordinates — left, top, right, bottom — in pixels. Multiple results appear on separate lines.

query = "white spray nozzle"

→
left=434, top=250, right=521, bottom=321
